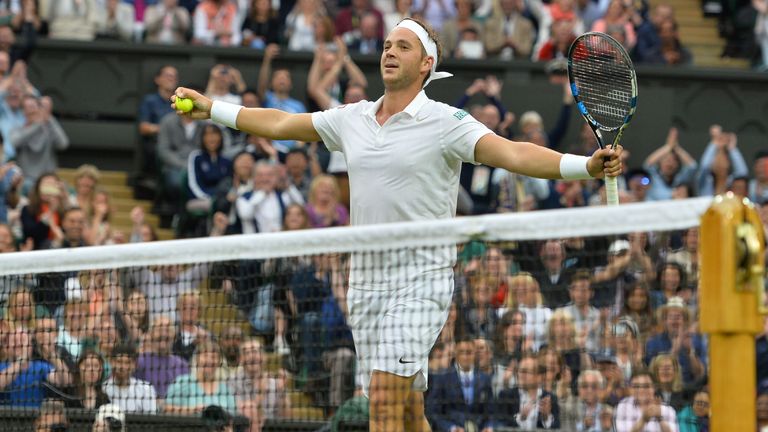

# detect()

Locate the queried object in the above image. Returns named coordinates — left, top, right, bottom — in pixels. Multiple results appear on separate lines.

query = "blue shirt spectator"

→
left=696, top=135, right=748, bottom=197
left=0, top=85, right=26, bottom=162
left=0, top=360, right=53, bottom=407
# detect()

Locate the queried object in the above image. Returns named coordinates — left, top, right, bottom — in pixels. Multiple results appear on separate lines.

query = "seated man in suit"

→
left=497, top=353, right=560, bottom=429
left=426, top=336, right=495, bottom=432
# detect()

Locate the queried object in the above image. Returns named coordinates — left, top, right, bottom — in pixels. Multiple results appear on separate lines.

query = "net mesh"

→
left=569, top=33, right=635, bottom=130
left=0, top=198, right=721, bottom=431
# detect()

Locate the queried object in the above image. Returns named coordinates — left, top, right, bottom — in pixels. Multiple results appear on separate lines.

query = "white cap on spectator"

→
left=608, top=239, right=630, bottom=255
left=95, top=404, right=125, bottom=432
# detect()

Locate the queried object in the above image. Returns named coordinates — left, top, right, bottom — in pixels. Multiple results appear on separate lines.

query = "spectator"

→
left=158, top=114, right=206, bottom=207
left=97, top=0, right=135, bottom=41
left=425, top=336, right=496, bottom=432
left=412, top=0, right=456, bottom=31
left=643, top=127, right=698, bottom=201
left=0, top=82, right=27, bottom=163
left=102, top=343, right=157, bottom=413
left=441, top=0, right=483, bottom=56
left=535, top=19, right=577, bottom=61
left=283, top=148, right=312, bottom=201
left=85, top=191, right=115, bottom=246
left=697, top=126, right=748, bottom=196
left=235, top=161, right=296, bottom=233
left=634, top=3, right=674, bottom=63
left=460, top=276, right=496, bottom=341
left=748, top=150, right=768, bottom=203
left=20, top=173, right=68, bottom=250
left=591, top=0, right=637, bottom=49
left=349, top=12, right=385, bottom=54
left=165, top=339, right=237, bottom=415
left=54, top=206, right=87, bottom=248
left=652, top=262, right=687, bottom=310
left=241, top=0, right=281, bottom=48
left=508, top=272, right=552, bottom=351
left=384, top=0, right=412, bottom=34
left=257, top=44, right=307, bottom=153
left=3, top=285, right=50, bottom=329
left=92, top=404, right=126, bottom=432
left=556, top=270, right=601, bottom=352
left=57, top=300, right=88, bottom=361
left=229, top=338, right=290, bottom=429
left=193, top=0, right=241, bottom=46
left=484, top=0, right=535, bottom=59
left=134, top=264, right=208, bottom=323
left=145, top=0, right=192, bottom=44
left=285, top=0, right=323, bottom=52
left=644, top=18, right=693, bottom=65
left=615, top=369, right=677, bottom=432
left=205, top=64, right=246, bottom=105
left=595, top=354, right=628, bottom=406
left=561, top=369, right=609, bottom=431
left=0, top=328, right=71, bottom=407
left=335, top=0, right=385, bottom=46
left=186, top=124, right=233, bottom=213
left=305, top=174, right=348, bottom=228
left=542, top=314, right=591, bottom=395
left=13, top=0, right=46, bottom=37
left=666, top=227, right=699, bottom=286
left=34, top=399, right=69, bottom=432
left=117, top=290, right=150, bottom=345
left=592, top=239, right=638, bottom=311
left=645, top=297, right=706, bottom=386
left=134, top=316, right=190, bottom=399
left=306, top=37, right=369, bottom=112
left=497, top=352, right=560, bottom=429
left=172, top=290, right=210, bottom=361
left=138, top=66, right=179, bottom=184
left=11, top=95, right=69, bottom=187
left=42, top=0, right=101, bottom=40
left=67, top=164, right=100, bottom=217
left=678, top=389, right=709, bottom=432
left=534, top=240, right=574, bottom=308
left=492, top=310, right=532, bottom=393
left=607, top=318, right=644, bottom=383
left=649, top=353, right=688, bottom=412
left=217, top=325, right=244, bottom=381
left=128, top=207, right=159, bottom=243
left=67, top=349, right=111, bottom=409
left=283, top=202, right=310, bottom=230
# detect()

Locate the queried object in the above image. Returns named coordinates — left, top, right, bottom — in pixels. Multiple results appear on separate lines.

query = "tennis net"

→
left=0, top=197, right=717, bottom=431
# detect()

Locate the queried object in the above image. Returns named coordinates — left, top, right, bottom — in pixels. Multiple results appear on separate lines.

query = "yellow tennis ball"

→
left=176, top=97, right=194, bottom=113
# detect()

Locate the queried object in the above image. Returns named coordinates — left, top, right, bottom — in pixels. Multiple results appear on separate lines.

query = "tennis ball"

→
left=176, top=97, right=194, bottom=113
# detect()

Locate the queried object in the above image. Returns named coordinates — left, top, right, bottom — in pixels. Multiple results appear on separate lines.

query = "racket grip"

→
left=605, top=176, right=619, bottom=206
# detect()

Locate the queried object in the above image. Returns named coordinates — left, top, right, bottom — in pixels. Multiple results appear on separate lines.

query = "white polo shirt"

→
left=312, top=91, right=493, bottom=289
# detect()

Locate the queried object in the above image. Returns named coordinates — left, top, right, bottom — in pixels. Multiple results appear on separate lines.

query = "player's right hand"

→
left=172, top=87, right=212, bottom=120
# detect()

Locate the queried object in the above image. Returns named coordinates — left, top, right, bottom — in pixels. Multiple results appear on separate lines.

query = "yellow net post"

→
left=700, top=193, right=766, bottom=432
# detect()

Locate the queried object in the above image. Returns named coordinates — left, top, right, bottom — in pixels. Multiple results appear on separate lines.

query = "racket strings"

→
left=570, top=35, right=634, bottom=129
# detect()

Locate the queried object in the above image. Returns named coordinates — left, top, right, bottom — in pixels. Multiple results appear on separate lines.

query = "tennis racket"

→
left=567, top=32, right=638, bottom=206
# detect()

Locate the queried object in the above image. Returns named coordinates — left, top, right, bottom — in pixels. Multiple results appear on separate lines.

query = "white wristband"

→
left=210, top=101, right=243, bottom=130
left=559, top=153, right=592, bottom=180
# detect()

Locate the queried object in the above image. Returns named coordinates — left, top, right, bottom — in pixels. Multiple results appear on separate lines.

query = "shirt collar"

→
left=366, top=91, right=430, bottom=119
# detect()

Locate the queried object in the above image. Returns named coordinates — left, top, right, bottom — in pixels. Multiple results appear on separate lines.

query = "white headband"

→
left=395, top=19, right=453, bottom=88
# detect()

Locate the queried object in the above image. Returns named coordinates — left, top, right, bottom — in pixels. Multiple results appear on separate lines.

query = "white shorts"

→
left=347, top=269, right=454, bottom=397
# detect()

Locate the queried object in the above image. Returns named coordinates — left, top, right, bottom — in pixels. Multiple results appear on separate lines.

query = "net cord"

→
left=0, top=197, right=713, bottom=276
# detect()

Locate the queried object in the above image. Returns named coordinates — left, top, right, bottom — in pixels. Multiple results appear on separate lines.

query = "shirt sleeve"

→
left=311, top=107, right=346, bottom=153
left=440, top=108, right=493, bottom=165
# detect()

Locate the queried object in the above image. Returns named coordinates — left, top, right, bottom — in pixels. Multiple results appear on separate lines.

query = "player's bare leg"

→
left=369, top=370, right=415, bottom=431
left=404, top=389, right=431, bottom=432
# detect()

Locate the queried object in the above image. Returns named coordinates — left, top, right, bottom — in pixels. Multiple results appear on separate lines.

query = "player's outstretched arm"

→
left=172, top=87, right=322, bottom=143
left=474, top=133, right=622, bottom=179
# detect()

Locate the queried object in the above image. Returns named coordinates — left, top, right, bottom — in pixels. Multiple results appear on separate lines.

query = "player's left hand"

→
left=587, top=144, right=623, bottom=178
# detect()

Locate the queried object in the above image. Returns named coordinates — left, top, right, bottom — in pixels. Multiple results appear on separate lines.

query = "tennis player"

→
left=172, top=17, right=622, bottom=431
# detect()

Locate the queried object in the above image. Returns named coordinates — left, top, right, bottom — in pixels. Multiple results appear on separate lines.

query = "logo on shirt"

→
left=453, top=109, right=469, bottom=120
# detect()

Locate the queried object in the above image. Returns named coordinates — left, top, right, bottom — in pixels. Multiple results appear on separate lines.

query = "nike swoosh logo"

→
left=399, top=357, right=417, bottom=364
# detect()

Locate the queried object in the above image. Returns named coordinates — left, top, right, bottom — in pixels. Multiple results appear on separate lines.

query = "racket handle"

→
left=605, top=175, right=619, bottom=206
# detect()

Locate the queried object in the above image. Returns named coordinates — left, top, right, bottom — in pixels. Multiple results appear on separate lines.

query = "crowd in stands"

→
left=0, top=3, right=767, bottom=431
left=5, top=0, right=700, bottom=66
